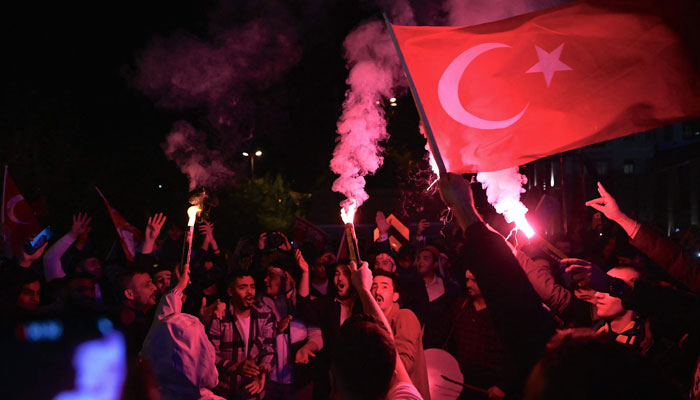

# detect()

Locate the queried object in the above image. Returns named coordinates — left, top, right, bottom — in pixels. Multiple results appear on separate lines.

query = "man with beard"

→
left=296, top=254, right=364, bottom=399
left=208, top=270, right=276, bottom=400
left=118, top=268, right=158, bottom=358
left=415, top=245, right=460, bottom=348
left=445, top=270, right=512, bottom=400
left=371, top=270, right=430, bottom=400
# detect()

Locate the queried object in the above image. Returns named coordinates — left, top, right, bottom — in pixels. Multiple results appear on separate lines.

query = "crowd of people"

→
left=2, top=174, right=700, bottom=400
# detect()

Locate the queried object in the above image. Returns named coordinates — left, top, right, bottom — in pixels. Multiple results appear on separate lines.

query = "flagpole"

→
left=383, top=13, right=447, bottom=176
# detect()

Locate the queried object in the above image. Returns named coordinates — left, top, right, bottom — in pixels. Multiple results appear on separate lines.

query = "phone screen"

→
left=30, top=226, right=53, bottom=247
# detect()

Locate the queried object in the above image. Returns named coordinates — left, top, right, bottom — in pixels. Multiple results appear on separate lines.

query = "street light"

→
left=243, top=150, right=262, bottom=177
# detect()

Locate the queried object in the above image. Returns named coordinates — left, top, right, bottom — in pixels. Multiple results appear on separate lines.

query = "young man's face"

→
left=17, top=281, right=40, bottom=310
left=126, top=272, right=157, bottom=310
left=230, top=276, right=256, bottom=310
left=80, top=257, right=102, bottom=279
left=595, top=267, right=639, bottom=319
left=415, top=250, right=437, bottom=277
left=334, top=264, right=352, bottom=299
left=465, top=270, right=481, bottom=297
left=371, top=275, right=398, bottom=313
left=374, top=253, right=395, bottom=273
left=264, top=270, right=282, bottom=297
left=70, top=277, right=97, bottom=304
left=153, top=270, right=172, bottom=295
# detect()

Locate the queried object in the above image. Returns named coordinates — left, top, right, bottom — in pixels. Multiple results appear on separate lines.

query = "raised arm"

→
left=295, top=249, right=310, bottom=298
left=141, top=213, right=166, bottom=255
left=44, top=213, right=91, bottom=281
left=438, top=173, right=555, bottom=386
left=587, top=182, right=700, bottom=292
left=348, top=260, right=414, bottom=386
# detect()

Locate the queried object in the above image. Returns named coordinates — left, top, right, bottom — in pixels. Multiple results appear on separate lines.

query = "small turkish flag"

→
left=95, top=187, right=142, bottom=263
left=2, top=166, right=41, bottom=257
left=391, top=0, right=700, bottom=172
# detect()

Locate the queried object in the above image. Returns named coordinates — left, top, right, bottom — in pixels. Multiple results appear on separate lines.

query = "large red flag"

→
left=2, top=166, right=42, bottom=257
left=96, top=187, right=142, bottom=263
left=391, top=0, right=700, bottom=172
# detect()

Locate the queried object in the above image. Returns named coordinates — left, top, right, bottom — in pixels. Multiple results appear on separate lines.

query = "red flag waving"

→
left=2, top=166, right=41, bottom=257
left=96, top=187, right=142, bottom=263
left=391, top=0, right=700, bottom=172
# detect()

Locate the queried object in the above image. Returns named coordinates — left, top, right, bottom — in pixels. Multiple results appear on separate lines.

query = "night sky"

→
left=1, top=1, right=435, bottom=233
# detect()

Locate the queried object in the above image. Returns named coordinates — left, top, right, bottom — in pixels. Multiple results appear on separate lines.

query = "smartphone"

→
left=24, top=226, right=52, bottom=255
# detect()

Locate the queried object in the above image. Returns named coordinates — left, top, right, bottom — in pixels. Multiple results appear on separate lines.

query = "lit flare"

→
left=187, top=206, right=201, bottom=226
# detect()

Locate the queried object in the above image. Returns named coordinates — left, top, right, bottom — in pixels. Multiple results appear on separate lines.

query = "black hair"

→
left=332, top=314, right=396, bottom=400
left=372, top=269, right=399, bottom=293
left=525, top=329, right=681, bottom=400
left=228, top=269, right=255, bottom=289
left=116, top=268, right=151, bottom=300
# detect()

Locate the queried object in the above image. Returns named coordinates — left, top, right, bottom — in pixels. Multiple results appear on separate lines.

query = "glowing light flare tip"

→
left=340, top=201, right=357, bottom=224
left=187, top=205, right=201, bottom=226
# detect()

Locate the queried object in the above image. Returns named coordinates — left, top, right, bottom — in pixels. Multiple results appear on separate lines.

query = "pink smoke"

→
left=134, top=19, right=299, bottom=111
left=330, top=17, right=411, bottom=216
left=162, top=121, right=235, bottom=191
left=444, top=0, right=570, bottom=26
left=133, top=8, right=300, bottom=190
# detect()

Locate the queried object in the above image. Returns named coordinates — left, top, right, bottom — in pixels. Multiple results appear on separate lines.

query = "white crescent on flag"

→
left=438, top=42, right=529, bottom=130
left=7, top=195, right=31, bottom=225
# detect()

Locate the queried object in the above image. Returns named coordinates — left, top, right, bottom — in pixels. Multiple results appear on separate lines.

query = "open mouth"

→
left=375, top=295, right=384, bottom=304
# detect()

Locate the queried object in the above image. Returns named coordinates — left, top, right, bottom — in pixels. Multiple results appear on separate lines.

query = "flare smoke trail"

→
left=162, top=122, right=235, bottom=191
left=329, top=2, right=415, bottom=216
left=133, top=2, right=301, bottom=190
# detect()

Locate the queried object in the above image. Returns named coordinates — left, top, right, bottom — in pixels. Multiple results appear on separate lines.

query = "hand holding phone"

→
left=24, top=226, right=53, bottom=255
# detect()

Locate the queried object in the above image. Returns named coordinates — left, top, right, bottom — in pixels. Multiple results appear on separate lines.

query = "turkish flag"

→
left=2, top=167, right=41, bottom=257
left=95, top=187, right=142, bottom=263
left=391, top=0, right=700, bottom=172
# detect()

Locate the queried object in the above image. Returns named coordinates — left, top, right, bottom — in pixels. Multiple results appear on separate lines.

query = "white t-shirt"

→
left=236, top=315, right=252, bottom=357
left=385, top=382, right=424, bottom=400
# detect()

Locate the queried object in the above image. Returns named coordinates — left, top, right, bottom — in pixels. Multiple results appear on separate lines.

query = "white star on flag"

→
left=526, top=43, right=572, bottom=87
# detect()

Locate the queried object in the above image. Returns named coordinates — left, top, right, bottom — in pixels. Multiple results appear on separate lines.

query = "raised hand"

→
left=199, top=298, right=226, bottom=326
left=561, top=258, right=612, bottom=293
left=258, top=232, right=268, bottom=250
left=295, top=249, right=309, bottom=273
left=376, top=211, right=390, bottom=235
left=142, top=213, right=166, bottom=255
left=438, top=173, right=480, bottom=230
left=20, top=242, right=48, bottom=267
left=173, top=261, right=190, bottom=293
left=198, top=221, right=216, bottom=251
left=585, top=182, right=624, bottom=221
left=348, top=260, right=372, bottom=293
left=417, top=218, right=430, bottom=236
left=198, top=221, right=214, bottom=239
left=145, top=213, right=167, bottom=242
left=277, top=232, right=292, bottom=251
left=70, top=213, right=92, bottom=238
